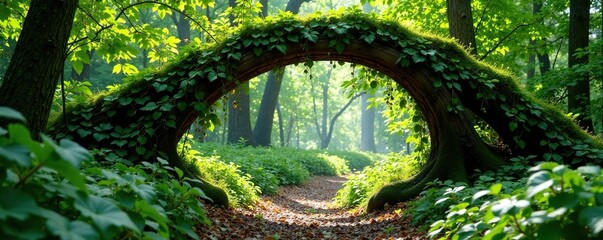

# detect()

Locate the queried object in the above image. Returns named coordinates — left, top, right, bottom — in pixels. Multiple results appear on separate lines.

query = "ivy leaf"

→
left=509, top=121, right=518, bottom=131
left=208, top=71, right=218, bottom=82
left=74, top=195, right=140, bottom=233
left=141, top=102, right=158, bottom=111
left=287, top=35, right=299, bottom=42
left=361, top=34, right=375, bottom=44
left=275, top=44, right=287, bottom=54
left=0, top=107, right=26, bottom=122
left=335, top=42, right=345, bottom=54
left=253, top=47, right=262, bottom=56
left=243, top=39, right=252, bottom=47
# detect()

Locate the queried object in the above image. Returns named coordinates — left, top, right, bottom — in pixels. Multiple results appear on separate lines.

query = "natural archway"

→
left=49, top=11, right=602, bottom=211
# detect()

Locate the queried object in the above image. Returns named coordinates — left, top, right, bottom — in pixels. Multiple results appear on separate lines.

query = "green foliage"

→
left=425, top=159, right=603, bottom=239
left=188, top=141, right=367, bottom=196
left=325, top=150, right=380, bottom=172
left=407, top=157, right=531, bottom=230
left=0, top=112, right=209, bottom=240
left=188, top=152, right=261, bottom=208
left=335, top=153, right=419, bottom=208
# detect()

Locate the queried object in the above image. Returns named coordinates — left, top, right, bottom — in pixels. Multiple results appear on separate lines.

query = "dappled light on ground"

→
left=196, top=176, right=425, bottom=239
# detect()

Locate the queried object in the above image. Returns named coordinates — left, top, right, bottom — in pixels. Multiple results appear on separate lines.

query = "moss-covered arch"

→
left=50, top=11, right=602, bottom=211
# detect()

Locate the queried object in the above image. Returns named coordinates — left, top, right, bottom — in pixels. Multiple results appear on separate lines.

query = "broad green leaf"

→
left=0, top=187, right=39, bottom=220
left=0, top=107, right=26, bottom=122
left=141, top=102, right=158, bottom=111
left=43, top=210, right=98, bottom=240
left=472, top=190, right=490, bottom=202
left=527, top=171, right=553, bottom=198
left=579, top=207, right=603, bottom=236
left=0, top=144, right=30, bottom=167
left=43, top=136, right=92, bottom=168
left=74, top=195, right=139, bottom=233
left=537, top=221, right=563, bottom=240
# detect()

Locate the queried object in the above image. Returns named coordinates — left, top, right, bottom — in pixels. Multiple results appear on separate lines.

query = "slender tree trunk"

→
left=568, top=0, right=593, bottom=130
left=252, top=0, right=307, bottom=146
left=227, top=86, right=256, bottom=145
left=527, top=42, right=536, bottom=79
left=173, top=12, right=191, bottom=47
left=0, top=0, right=79, bottom=137
left=260, top=0, right=269, bottom=17
left=446, top=0, right=478, bottom=56
left=533, top=0, right=551, bottom=75
left=320, top=76, right=329, bottom=149
left=276, top=101, right=285, bottom=147
left=226, top=0, right=256, bottom=145
left=360, top=93, right=376, bottom=152
left=253, top=68, right=284, bottom=146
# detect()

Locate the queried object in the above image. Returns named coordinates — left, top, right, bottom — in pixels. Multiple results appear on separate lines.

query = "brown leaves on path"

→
left=197, top=176, right=426, bottom=239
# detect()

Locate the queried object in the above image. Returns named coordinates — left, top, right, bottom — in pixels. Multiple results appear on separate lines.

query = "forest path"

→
left=197, top=176, right=425, bottom=239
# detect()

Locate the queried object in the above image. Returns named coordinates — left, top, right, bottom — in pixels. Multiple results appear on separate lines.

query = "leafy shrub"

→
left=325, top=150, right=380, bottom=172
left=335, top=152, right=419, bottom=208
left=407, top=157, right=530, bottom=229
left=427, top=160, right=603, bottom=239
left=191, top=154, right=261, bottom=208
left=0, top=108, right=209, bottom=239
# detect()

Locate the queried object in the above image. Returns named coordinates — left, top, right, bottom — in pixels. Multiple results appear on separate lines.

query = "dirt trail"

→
left=197, top=176, right=425, bottom=239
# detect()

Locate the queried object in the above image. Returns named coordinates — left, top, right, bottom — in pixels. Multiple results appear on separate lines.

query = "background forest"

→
left=0, top=0, right=602, bottom=239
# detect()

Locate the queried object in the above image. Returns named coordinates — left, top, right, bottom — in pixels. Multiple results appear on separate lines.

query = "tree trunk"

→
left=253, top=68, right=284, bottom=146
left=568, top=0, right=593, bottom=131
left=276, top=101, right=285, bottom=147
left=173, top=12, right=191, bottom=47
left=320, top=76, right=329, bottom=149
left=225, top=0, right=256, bottom=145
left=0, top=0, right=78, bottom=137
left=533, top=0, right=551, bottom=75
left=360, top=93, right=376, bottom=152
left=252, top=0, right=307, bottom=146
left=446, top=0, right=478, bottom=56
left=527, top=43, right=536, bottom=79
left=227, top=85, right=256, bottom=145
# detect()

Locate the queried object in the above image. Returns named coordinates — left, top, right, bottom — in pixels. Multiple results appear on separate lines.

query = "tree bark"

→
left=568, top=0, right=593, bottom=131
left=533, top=0, right=551, bottom=75
left=0, top=0, right=78, bottom=137
left=253, top=68, right=284, bottom=146
left=360, top=93, right=376, bottom=152
left=227, top=85, right=256, bottom=145
left=172, top=12, right=191, bottom=47
left=446, top=0, right=478, bottom=56
left=252, top=0, right=307, bottom=146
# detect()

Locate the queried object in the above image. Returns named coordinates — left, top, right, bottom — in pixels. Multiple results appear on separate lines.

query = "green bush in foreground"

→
left=425, top=159, right=603, bottom=239
left=0, top=109, right=209, bottom=240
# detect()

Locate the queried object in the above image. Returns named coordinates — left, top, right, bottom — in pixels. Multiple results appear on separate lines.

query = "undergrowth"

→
left=0, top=108, right=209, bottom=240
left=180, top=136, right=379, bottom=205
left=335, top=152, right=421, bottom=208
left=406, top=156, right=603, bottom=239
